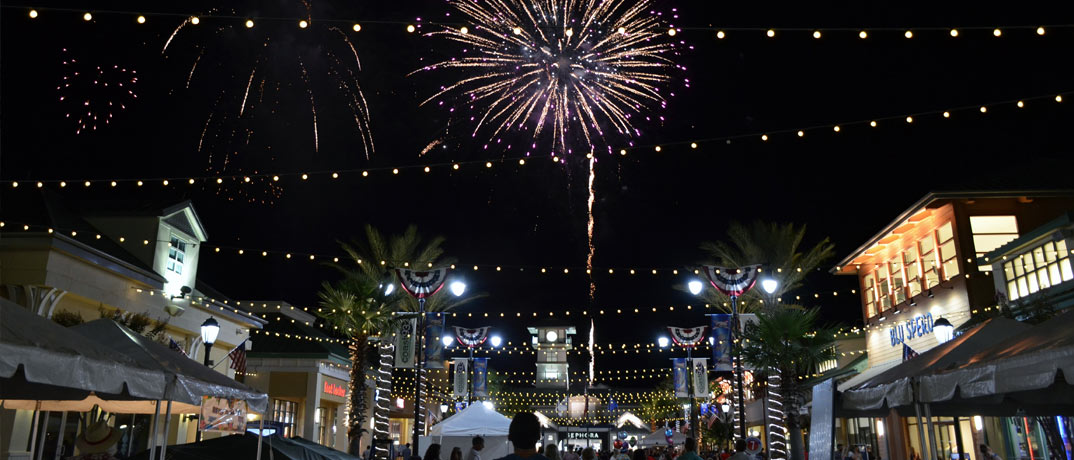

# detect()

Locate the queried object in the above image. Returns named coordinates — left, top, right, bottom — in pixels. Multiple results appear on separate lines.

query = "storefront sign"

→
left=324, top=382, right=346, bottom=398
left=567, top=432, right=602, bottom=440
left=888, top=312, right=934, bottom=347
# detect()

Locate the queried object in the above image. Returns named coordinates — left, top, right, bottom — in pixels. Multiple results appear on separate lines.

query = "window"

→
left=876, top=265, right=891, bottom=312
left=889, top=260, right=906, bottom=305
left=167, top=235, right=187, bottom=275
left=390, top=421, right=402, bottom=443
left=969, top=216, right=1019, bottom=271
left=904, top=248, right=921, bottom=297
left=317, top=406, right=333, bottom=445
left=863, top=274, right=877, bottom=318
left=272, top=399, right=297, bottom=438
left=936, top=222, right=960, bottom=280
left=1003, top=239, right=1073, bottom=301
left=920, top=237, right=939, bottom=289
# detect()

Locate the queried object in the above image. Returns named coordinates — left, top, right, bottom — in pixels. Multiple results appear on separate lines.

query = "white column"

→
left=303, top=372, right=322, bottom=441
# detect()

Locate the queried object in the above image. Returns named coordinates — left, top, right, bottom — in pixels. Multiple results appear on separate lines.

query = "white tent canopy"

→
left=422, top=403, right=514, bottom=460
left=919, top=311, right=1074, bottom=410
left=429, top=402, right=512, bottom=436
left=0, top=299, right=166, bottom=403
left=841, top=317, right=1030, bottom=412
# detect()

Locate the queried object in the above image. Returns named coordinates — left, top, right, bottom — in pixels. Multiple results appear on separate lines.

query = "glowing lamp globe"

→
left=657, top=336, right=670, bottom=348
left=933, top=317, right=955, bottom=344
left=761, top=277, right=779, bottom=294
left=490, top=335, right=503, bottom=347
left=687, top=280, right=704, bottom=295
left=442, top=335, right=454, bottom=347
left=200, top=317, right=220, bottom=345
left=450, top=281, right=467, bottom=297
left=383, top=283, right=395, bottom=295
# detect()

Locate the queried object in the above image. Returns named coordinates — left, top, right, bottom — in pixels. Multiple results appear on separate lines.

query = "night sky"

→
left=3, top=0, right=1074, bottom=375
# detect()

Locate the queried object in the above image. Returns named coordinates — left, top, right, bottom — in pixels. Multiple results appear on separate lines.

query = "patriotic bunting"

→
left=702, top=265, right=763, bottom=297
left=394, top=268, right=449, bottom=298
left=667, top=326, right=707, bottom=347
left=453, top=326, right=490, bottom=348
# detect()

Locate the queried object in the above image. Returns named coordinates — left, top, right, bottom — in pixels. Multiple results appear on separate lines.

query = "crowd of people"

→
left=407, top=413, right=762, bottom=460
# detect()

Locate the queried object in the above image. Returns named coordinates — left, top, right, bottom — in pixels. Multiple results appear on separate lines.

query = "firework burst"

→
left=163, top=4, right=374, bottom=203
left=57, top=48, right=138, bottom=135
left=416, top=0, right=683, bottom=155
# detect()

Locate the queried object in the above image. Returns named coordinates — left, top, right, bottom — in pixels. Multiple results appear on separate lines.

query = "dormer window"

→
left=168, top=235, right=187, bottom=275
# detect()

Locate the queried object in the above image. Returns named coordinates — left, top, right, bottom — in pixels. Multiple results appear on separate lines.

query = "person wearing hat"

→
left=70, top=418, right=121, bottom=460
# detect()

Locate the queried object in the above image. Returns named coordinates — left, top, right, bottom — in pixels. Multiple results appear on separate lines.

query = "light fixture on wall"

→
left=909, top=297, right=917, bottom=307
left=927, top=289, right=935, bottom=298
left=933, top=317, right=955, bottom=344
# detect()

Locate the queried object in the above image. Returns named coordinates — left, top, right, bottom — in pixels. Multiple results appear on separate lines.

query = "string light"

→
left=352, top=23, right=361, bottom=32
left=137, top=15, right=146, bottom=24
left=812, top=31, right=821, bottom=39
left=245, top=19, right=254, bottom=28
left=29, top=9, right=38, bottom=18
left=716, top=30, right=725, bottom=39
left=190, top=16, right=199, bottom=25
left=993, top=28, right=1002, bottom=37
left=904, top=30, right=913, bottom=38
left=858, top=30, right=868, bottom=39
left=299, top=20, right=308, bottom=28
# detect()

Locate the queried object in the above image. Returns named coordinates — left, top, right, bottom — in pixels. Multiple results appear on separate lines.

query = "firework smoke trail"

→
left=587, top=155, right=597, bottom=299
left=239, top=67, right=255, bottom=116
left=299, top=58, right=319, bottom=153
left=415, top=0, right=679, bottom=155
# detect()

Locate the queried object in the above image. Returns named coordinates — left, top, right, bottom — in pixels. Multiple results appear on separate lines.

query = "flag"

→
left=710, top=314, right=733, bottom=371
left=169, top=338, right=188, bottom=357
left=692, top=358, right=709, bottom=399
left=472, top=358, right=488, bottom=397
left=452, top=358, right=469, bottom=399
left=424, top=313, right=445, bottom=369
left=228, top=339, right=248, bottom=375
left=673, top=358, right=689, bottom=397
left=903, top=343, right=919, bottom=361
left=394, top=318, right=417, bottom=368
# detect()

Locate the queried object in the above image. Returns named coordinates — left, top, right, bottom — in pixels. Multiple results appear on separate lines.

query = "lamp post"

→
left=196, top=317, right=220, bottom=442
left=697, top=265, right=778, bottom=440
left=660, top=328, right=705, bottom=442
left=394, top=268, right=464, bottom=457
left=450, top=327, right=502, bottom=404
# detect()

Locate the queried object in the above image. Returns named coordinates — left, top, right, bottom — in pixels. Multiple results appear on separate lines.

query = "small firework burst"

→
left=416, top=0, right=684, bottom=156
left=57, top=48, right=138, bottom=134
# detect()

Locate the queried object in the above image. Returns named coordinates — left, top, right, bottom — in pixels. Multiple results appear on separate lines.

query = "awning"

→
left=836, top=360, right=899, bottom=393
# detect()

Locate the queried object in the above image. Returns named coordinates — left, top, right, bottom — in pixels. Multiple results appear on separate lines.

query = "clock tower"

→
left=527, top=325, right=576, bottom=388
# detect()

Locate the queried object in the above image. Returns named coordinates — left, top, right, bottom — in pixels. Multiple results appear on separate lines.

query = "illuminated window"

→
left=390, top=421, right=402, bottom=443
left=272, top=399, right=297, bottom=438
left=920, top=237, right=939, bottom=289
left=1004, top=239, right=1072, bottom=301
left=863, top=274, right=877, bottom=318
left=903, top=248, right=921, bottom=297
left=167, top=235, right=187, bottom=275
left=890, top=260, right=906, bottom=305
left=317, top=406, right=333, bottom=445
left=937, top=222, right=960, bottom=280
left=817, top=346, right=838, bottom=373
left=876, top=265, right=891, bottom=311
left=970, top=216, right=1019, bottom=270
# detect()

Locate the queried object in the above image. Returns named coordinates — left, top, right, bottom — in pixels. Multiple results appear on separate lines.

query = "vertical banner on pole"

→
left=424, top=314, right=445, bottom=369
left=472, top=358, right=488, bottom=397
left=394, top=318, right=417, bottom=368
left=452, top=358, right=469, bottom=399
left=673, top=358, right=689, bottom=397
left=808, top=379, right=836, bottom=460
left=691, top=358, right=709, bottom=399
left=710, top=314, right=733, bottom=371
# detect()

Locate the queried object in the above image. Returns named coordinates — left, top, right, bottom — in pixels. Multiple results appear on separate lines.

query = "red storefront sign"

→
left=324, top=382, right=346, bottom=398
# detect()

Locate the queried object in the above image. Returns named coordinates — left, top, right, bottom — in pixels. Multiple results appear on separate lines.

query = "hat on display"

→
left=75, top=419, right=122, bottom=454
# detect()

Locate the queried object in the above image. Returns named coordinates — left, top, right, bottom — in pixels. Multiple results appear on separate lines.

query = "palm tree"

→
left=695, top=221, right=835, bottom=313
left=321, top=225, right=482, bottom=456
left=739, top=308, right=838, bottom=460
left=317, top=281, right=394, bottom=454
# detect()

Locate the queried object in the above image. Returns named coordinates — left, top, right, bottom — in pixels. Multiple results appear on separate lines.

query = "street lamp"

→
left=657, top=336, right=670, bottom=348
left=490, top=335, right=503, bottom=347
left=442, top=335, right=454, bottom=347
left=660, top=327, right=705, bottom=442
left=698, top=264, right=773, bottom=440
left=200, top=317, right=220, bottom=367
left=453, top=327, right=501, bottom=404
left=449, top=281, right=467, bottom=297
left=688, top=279, right=704, bottom=295
left=933, top=317, right=954, bottom=344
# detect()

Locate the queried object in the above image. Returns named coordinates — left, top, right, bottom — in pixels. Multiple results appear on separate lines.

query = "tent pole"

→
left=127, top=413, right=136, bottom=458
left=149, top=401, right=160, bottom=458
left=52, top=411, right=68, bottom=460
left=35, top=411, right=51, bottom=460
left=924, top=404, right=939, bottom=460
left=915, top=404, right=930, bottom=460
left=159, top=401, right=173, bottom=460
left=256, top=417, right=264, bottom=459
left=28, top=402, right=41, bottom=460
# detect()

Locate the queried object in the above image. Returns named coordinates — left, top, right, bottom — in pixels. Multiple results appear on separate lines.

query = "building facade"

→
left=832, top=191, right=1074, bottom=460
left=0, top=193, right=265, bottom=459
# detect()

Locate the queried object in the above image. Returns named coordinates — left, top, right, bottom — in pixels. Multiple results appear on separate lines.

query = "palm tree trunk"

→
left=348, top=335, right=369, bottom=455
left=373, top=341, right=395, bottom=460
left=782, top=379, right=806, bottom=460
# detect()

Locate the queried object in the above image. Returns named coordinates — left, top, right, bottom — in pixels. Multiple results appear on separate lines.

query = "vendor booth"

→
left=419, top=403, right=513, bottom=460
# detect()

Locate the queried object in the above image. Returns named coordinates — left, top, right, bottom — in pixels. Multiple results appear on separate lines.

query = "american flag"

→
left=229, top=339, right=248, bottom=375
left=903, top=344, right=919, bottom=362
left=169, top=339, right=188, bottom=357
